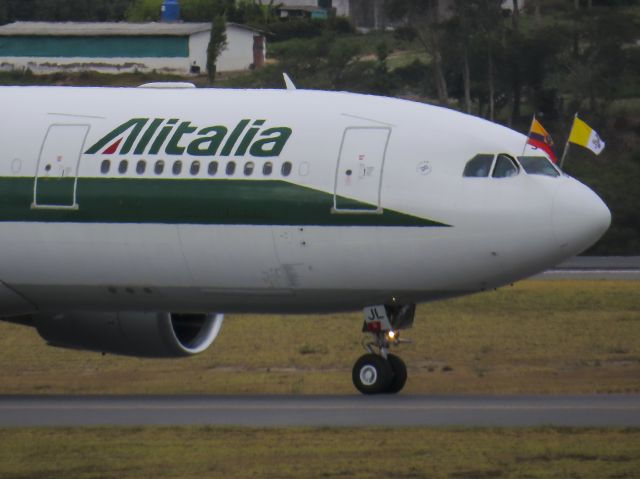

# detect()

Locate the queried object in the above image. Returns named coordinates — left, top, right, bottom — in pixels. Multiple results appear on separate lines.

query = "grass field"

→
left=0, top=427, right=639, bottom=479
left=0, top=280, right=638, bottom=395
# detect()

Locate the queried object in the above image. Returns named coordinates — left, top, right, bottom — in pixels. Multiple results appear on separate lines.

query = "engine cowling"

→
left=33, top=312, right=224, bottom=358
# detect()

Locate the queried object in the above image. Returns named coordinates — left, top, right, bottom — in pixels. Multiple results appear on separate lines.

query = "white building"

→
left=0, top=22, right=266, bottom=75
left=502, top=0, right=526, bottom=11
left=332, top=0, right=350, bottom=16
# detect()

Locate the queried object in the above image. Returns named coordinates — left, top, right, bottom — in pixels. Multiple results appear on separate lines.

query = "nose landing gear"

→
left=352, top=304, right=414, bottom=395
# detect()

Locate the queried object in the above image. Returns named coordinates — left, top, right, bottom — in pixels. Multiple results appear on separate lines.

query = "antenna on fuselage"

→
left=282, top=73, right=296, bottom=91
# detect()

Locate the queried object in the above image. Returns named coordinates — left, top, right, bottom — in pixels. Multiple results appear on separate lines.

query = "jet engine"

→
left=33, top=312, right=224, bottom=358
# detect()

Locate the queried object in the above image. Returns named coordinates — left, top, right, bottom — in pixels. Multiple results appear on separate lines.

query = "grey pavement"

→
left=0, top=394, right=638, bottom=428
left=538, top=256, right=640, bottom=279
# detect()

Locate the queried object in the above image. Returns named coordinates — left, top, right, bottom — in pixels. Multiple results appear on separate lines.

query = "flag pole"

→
left=559, top=142, right=570, bottom=169
left=559, top=113, right=577, bottom=169
left=523, top=115, right=535, bottom=156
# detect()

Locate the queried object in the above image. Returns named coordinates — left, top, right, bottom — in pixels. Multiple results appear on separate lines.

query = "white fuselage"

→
left=0, top=86, right=610, bottom=314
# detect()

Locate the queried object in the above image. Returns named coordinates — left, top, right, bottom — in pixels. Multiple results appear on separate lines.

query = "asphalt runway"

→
left=538, top=256, right=640, bottom=280
left=1, top=395, right=639, bottom=428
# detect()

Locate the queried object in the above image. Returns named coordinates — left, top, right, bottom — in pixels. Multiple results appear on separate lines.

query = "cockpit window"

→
left=463, top=154, right=494, bottom=178
left=492, top=154, right=519, bottom=178
left=518, top=156, right=560, bottom=177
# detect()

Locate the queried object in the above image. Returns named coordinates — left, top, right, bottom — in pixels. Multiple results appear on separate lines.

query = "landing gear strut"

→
left=352, top=304, right=414, bottom=395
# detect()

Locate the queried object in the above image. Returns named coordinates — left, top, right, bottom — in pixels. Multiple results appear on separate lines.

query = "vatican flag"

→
left=568, top=116, right=605, bottom=155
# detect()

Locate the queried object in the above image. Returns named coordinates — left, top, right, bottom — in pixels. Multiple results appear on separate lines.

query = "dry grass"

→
left=0, top=280, right=638, bottom=394
left=0, top=426, right=639, bottom=479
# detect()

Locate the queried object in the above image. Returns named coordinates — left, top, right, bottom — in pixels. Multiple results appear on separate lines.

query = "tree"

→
left=446, top=2, right=473, bottom=113
left=207, top=14, right=227, bottom=83
left=125, top=0, right=239, bottom=22
left=235, top=0, right=280, bottom=24
left=126, top=0, right=162, bottom=21
left=0, top=0, right=133, bottom=23
left=473, top=0, right=504, bottom=121
left=445, top=1, right=504, bottom=118
left=546, top=6, right=640, bottom=115
left=0, top=1, right=7, bottom=25
left=511, top=0, right=519, bottom=29
left=181, top=0, right=235, bottom=21
left=385, top=0, right=449, bottom=105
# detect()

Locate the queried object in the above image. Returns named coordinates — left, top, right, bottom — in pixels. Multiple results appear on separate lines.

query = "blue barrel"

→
left=161, top=0, right=180, bottom=22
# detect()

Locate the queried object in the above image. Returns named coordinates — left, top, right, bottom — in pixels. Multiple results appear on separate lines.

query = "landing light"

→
left=387, top=330, right=398, bottom=341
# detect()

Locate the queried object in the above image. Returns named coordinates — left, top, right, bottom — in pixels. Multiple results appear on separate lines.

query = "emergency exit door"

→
left=33, top=124, right=89, bottom=209
left=333, top=126, right=391, bottom=213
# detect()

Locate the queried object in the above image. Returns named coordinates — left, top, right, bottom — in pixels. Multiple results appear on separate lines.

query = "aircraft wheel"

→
left=352, top=353, right=393, bottom=395
left=385, top=353, right=408, bottom=394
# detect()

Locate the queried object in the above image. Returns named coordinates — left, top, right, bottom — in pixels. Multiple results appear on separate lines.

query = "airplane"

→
left=0, top=81, right=610, bottom=394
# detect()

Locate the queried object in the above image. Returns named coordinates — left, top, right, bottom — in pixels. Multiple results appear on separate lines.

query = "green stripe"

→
left=0, top=36, right=188, bottom=58
left=1, top=178, right=449, bottom=227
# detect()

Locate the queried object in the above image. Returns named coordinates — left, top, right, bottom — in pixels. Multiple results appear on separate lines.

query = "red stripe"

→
left=103, top=138, right=122, bottom=155
left=527, top=138, right=558, bottom=164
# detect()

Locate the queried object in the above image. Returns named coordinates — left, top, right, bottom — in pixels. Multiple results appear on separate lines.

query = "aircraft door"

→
left=333, top=126, right=390, bottom=213
left=33, top=124, right=90, bottom=209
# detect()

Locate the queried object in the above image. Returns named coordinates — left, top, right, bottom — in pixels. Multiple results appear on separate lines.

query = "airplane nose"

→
left=552, top=180, right=611, bottom=254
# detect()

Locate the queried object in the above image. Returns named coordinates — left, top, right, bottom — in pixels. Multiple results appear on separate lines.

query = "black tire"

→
left=385, top=353, right=408, bottom=394
left=352, top=353, right=393, bottom=395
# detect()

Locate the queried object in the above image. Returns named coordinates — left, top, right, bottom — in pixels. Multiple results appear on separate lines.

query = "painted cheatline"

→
left=568, top=116, right=605, bottom=155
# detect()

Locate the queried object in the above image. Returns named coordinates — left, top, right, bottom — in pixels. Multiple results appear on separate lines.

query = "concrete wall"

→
left=189, top=27, right=263, bottom=73
left=0, top=56, right=188, bottom=74
left=222, top=26, right=261, bottom=71
left=333, top=0, right=349, bottom=16
left=189, top=30, right=209, bottom=73
left=0, top=35, right=190, bottom=73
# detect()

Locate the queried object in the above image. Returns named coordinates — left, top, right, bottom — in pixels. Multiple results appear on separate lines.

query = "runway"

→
left=538, top=256, right=640, bottom=280
left=1, top=395, right=639, bottom=428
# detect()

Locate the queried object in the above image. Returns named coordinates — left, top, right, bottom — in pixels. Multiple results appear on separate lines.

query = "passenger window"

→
left=190, top=161, right=200, bottom=176
left=244, top=161, right=255, bottom=176
left=136, top=160, right=146, bottom=175
left=281, top=161, right=292, bottom=177
left=172, top=160, right=182, bottom=175
left=463, top=154, right=494, bottom=177
left=118, top=160, right=128, bottom=174
left=154, top=160, right=165, bottom=175
left=208, top=161, right=218, bottom=176
left=518, top=156, right=560, bottom=177
left=492, top=154, right=519, bottom=178
left=226, top=161, right=236, bottom=176
left=263, top=162, right=273, bottom=176
left=100, top=159, right=110, bottom=174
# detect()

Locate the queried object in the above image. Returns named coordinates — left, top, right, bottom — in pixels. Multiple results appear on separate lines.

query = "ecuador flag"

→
left=526, top=117, right=558, bottom=163
left=568, top=116, right=605, bottom=155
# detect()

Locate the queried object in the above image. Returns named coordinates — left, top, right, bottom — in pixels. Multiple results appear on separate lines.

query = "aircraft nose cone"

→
left=552, top=181, right=611, bottom=254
